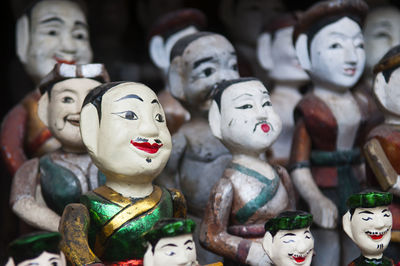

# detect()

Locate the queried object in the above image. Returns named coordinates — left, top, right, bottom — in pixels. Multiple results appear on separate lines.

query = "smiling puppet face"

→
left=343, top=191, right=393, bottom=258
left=80, top=82, right=172, bottom=182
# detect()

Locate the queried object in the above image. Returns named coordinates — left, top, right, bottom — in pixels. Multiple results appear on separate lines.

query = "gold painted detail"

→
left=94, top=186, right=162, bottom=256
left=94, top=186, right=132, bottom=207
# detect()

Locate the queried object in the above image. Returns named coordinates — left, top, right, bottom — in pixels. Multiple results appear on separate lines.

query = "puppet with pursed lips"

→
left=200, top=77, right=295, bottom=266
left=1, top=0, right=93, bottom=176
left=59, top=82, right=186, bottom=266
left=262, top=211, right=314, bottom=266
left=343, top=191, right=395, bottom=265
left=10, top=63, right=109, bottom=232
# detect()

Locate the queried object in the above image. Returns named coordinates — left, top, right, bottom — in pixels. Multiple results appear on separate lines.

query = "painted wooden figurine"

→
left=59, top=82, right=186, bottom=265
left=290, top=0, right=373, bottom=264
left=1, top=0, right=93, bottom=175
left=263, top=211, right=314, bottom=266
left=363, top=45, right=400, bottom=260
left=6, top=231, right=66, bottom=266
left=257, top=12, right=310, bottom=166
left=143, top=218, right=222, bottom=266
left=200, top=77, right=296, bottom=266
left=9, top=63, right=109, bottom=232
left=164, top=31, right=239, bottom=263
left=343, top=191, right=395, bottom=265
left=148, top=8, right=207, bottom=134
left=363, top=4, right=400, bottom=88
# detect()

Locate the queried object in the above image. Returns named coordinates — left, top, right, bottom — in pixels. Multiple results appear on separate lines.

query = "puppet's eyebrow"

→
left=280, top=233, right=296, bottom=238
left=359, top=210, right=374, bottom=215
left=161, top=243, right=178, bottom=248
left=184, top=239, right=193, bottom=245
left=115, top=94, right=143, bottom=102
left=193, top=56, right=214, bottom=69
left=151, top=99, right=160, bottom=105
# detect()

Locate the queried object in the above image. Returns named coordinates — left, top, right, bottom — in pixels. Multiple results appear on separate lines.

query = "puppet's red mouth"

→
left=131, top=141, right=163, bottom=154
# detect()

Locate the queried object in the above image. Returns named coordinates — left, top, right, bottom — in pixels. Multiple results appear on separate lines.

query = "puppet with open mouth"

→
left=343, top=191, right=395, bottom=265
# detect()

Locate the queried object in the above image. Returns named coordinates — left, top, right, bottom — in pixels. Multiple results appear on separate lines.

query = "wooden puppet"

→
left=9, top=63, right=109, bottom=232
left=256, top=12, right=310, bottom=166
left=59, top=82, right=186, bottom=265
left=263, top=211, right=314, bottom=266
left=1, top=0, right=93, bottom=176
left=343, top=191, right=395, bottom=265
left=148, top=8, right=207, bottom=134
left=6, top=232, right=66, bottom=266
left=200, top=77, right=295, bottom=266
left=363, top=45, right=400, bottom=260
left=143, top=218, right=222, bottom=266
left=290, top=0, right=374, bottom=264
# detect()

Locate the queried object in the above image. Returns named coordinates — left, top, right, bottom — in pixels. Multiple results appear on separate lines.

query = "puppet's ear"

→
left=167, top=57, right=186, bottom=101
left=262, top=232, right=274, bottom=259
left=16, top=15, right=30, bottom=64
left=373, top=72, right=388, bottom=109
left=149, top=35, right=169, bottom=70
left=208, top=101, right=222, bottom=140
left=342, top=211, right=355, bottom=242
left=38, top=93, right=50, bottom=127
left=80, top=104, right=99, bottom=156
left=295, top=34, right=311, bottom=71
left=257, top=33, right=273, bottom=71
left=143, top=242, right=154, bottom=266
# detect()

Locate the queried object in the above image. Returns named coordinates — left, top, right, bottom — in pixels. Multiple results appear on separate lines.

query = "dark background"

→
left=1, top=0, right=399, bottom=263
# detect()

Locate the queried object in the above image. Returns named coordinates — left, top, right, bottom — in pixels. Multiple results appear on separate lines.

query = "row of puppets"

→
left=2, top=0, right=400, bottom=265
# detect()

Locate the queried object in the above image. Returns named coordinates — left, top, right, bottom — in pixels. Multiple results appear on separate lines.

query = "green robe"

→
left=349, top=255, right=395, bottom=266
left=80, top=185, right=185, bottom=262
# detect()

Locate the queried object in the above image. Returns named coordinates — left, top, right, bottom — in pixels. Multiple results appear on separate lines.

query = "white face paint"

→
left=269, top=26, right=309, bottom=82
left=17, top=251, right=66, bottom=266
left=176, top=34, right=239, bottom=111
left=268, top=228, right=314, bottom=266
left=25, top=0, right=92, bottom=81
left=374, top=68, right=400, bottom=116
left=364, top=6, right=400, bottom=73
left=91, top=83, right=172, bottom=180
left=46, top=78, right=101, bottom=151
left=309, top=17, right=365, bottom=91
left=218, top=80, right=282, bottom=155
left=147, top=234, right=197, bottom=266
left=348, top=206, right=392, bottom=257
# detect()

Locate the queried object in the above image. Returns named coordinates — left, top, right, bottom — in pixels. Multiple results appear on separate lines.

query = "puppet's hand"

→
left=389, top=176, right=400, bottom=197
left=309, top=195, right=337, bottom=229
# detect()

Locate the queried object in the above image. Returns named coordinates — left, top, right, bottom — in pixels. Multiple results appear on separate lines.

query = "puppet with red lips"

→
left=343, top=191, right=395, bottom=265
left=58, top=81, right=186, bottom=266
left=200, top=77, right=296, bottom=266
left=9, top=63, right=109, bottom=233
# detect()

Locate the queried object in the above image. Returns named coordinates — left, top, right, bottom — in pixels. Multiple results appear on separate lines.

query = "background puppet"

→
left=9, top=63, right=109, bottom=232
left=1, top=0, right=93, bottom=176
left=363, top=44, right=400, bottom=260
left=256, top=12, right=310, bottom=166
left=343, top=191, right=395, bottom=265
left=59, top=82, right=186, bottom=265
left=148, top=8, right=207, bottom=135
left=200, top=77, right=295, bottom=266
left=162, top=31, right=240, bottom=263
left=290, top=0, right=374, bottom=264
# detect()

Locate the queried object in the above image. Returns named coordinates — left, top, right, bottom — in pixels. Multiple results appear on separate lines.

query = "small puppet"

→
left=343, top=191, right=395, bottom=265
left=143, top=218, right=222, bottom=266
left=200, top=77, right=296, bottom=266
left=263, top=211, right=314, bottom=266
left=58, top=81, right=186, bottom=265
left=6, top=231, right=66, bottom=266
left=10, top=63, right=109, bottom=232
